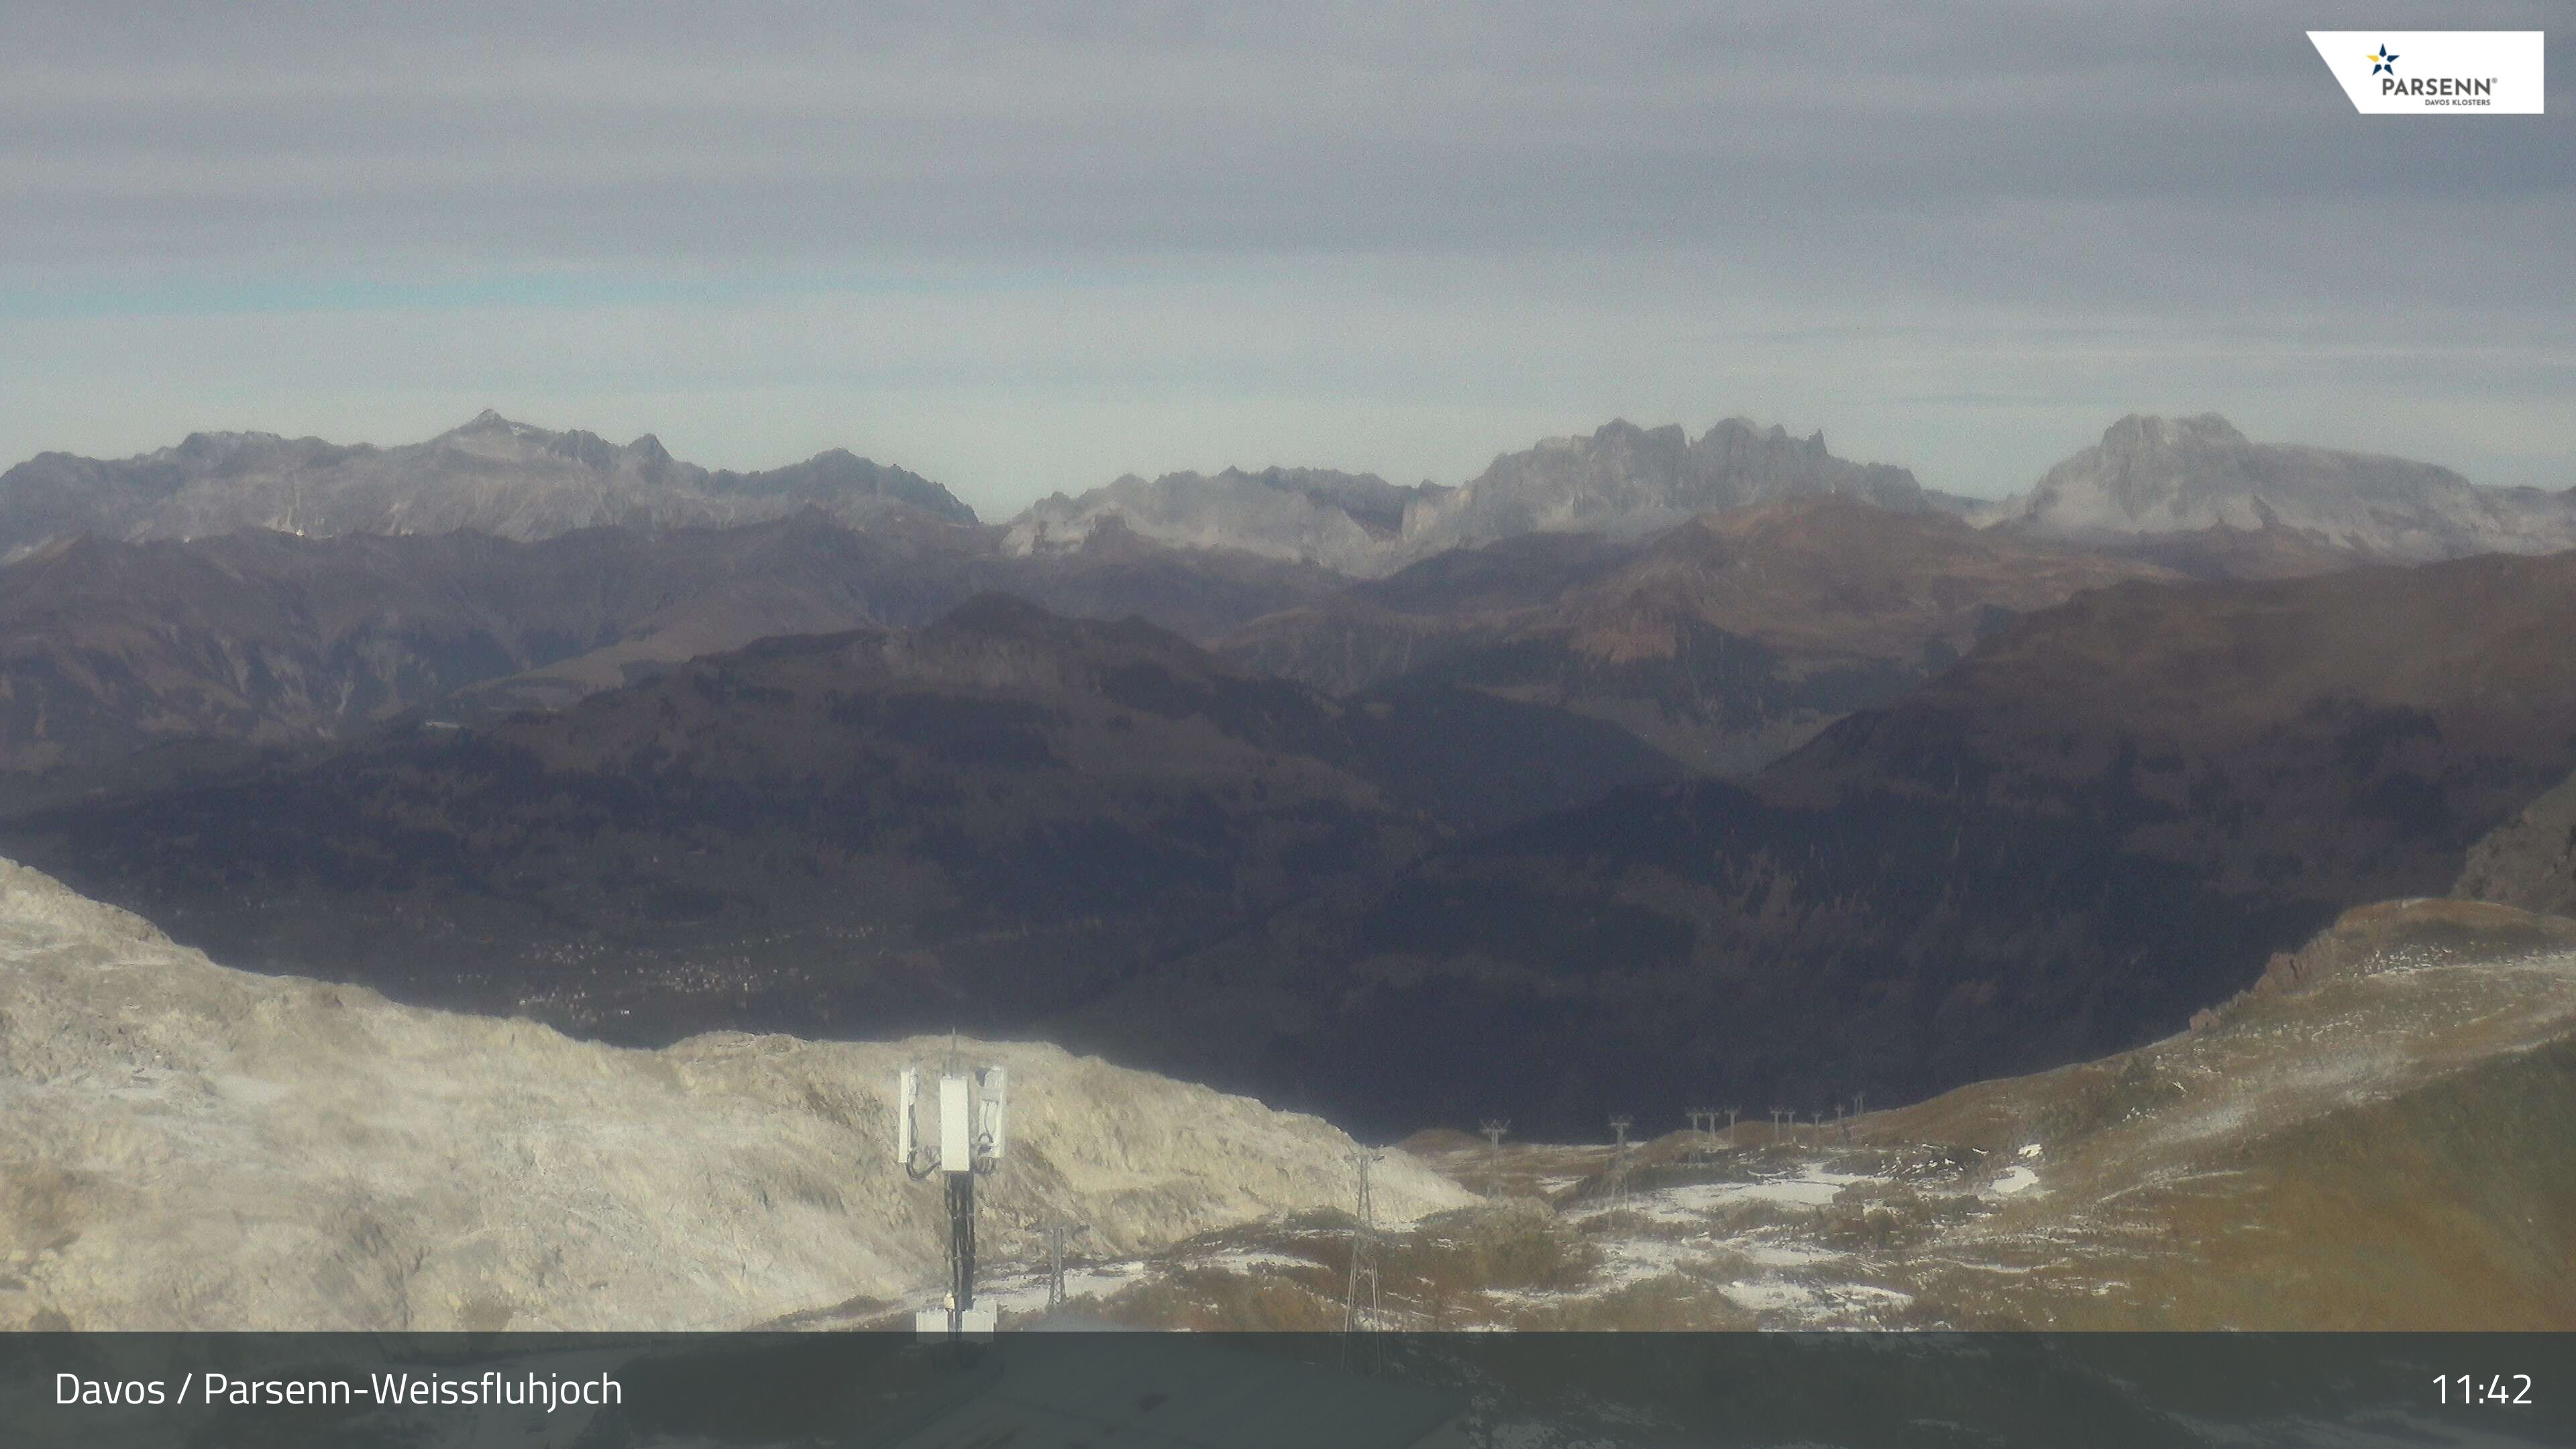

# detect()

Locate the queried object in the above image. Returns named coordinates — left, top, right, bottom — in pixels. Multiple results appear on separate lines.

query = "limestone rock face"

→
left=1006, top=467, right=1446, bottom=578
left=0, top=858, right=1468, bottom=1330
left=1986, top=413, right=2576, bottom=562
left=0, top=411, right=977, bottom=557
left=1404, top=419, right=1941, bottom=558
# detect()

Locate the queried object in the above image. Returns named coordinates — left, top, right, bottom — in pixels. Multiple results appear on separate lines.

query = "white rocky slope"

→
left=1984, top=413, right=2576, bottom=561
left=1006, top=467, right=1442, bottom=578
left=0, top=859, right=1468, bottom=1331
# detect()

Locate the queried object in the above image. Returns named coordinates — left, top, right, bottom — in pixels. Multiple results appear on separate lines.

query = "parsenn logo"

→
left=2306, top=31, right=2544, bottom=114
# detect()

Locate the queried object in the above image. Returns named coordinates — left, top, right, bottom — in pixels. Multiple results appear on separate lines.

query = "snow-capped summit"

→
left=1987, top=413, right=2576, bottom=563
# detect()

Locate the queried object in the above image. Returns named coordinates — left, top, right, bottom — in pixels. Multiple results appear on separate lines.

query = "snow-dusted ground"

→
left=0, top=858, right=1473, bottom=1331
left=1544, top=1161, right=1917, bottom=1326
left=841, top=898, right=2576, bottom=1333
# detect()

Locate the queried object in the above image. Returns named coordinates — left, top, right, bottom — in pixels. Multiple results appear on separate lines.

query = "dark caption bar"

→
left=4, top=1331, right=2569, bottom=1446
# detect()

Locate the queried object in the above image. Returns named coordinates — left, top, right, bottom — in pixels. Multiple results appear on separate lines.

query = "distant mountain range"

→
left=1078, top=547, right=2576, bottom=1132
left=11, top=409, right=2568, bottom=581
left=7, top=405, right=2567, bottom=806
left=5, top=404, right=2575, bottom=1136
left=0, top=493, right=2168, bottom=797
left=1010, top=413, right=2576, bottom=580
left=1010, top=419, right=1969, bottom=577
left=0, top=409, right=977, bottom=557
left=0, top=511, right=1356, bottom=794
left=1221, top=498, right=2173, bottom=771
left=3, top=596, right=1680, bottom=1049
left=19, top=549, right=2576, bottom=1135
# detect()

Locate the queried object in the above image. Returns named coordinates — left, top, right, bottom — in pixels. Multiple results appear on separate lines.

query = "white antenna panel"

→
left=938, top=1074, right=973, bottom=1173
left=977, top=1067, right=1008, bottom=1161
left=896, top=1067, right=919, bottom=1166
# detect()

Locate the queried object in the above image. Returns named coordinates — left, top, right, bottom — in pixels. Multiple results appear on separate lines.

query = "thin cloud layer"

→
left=1, top=1, right=2567, bottom=506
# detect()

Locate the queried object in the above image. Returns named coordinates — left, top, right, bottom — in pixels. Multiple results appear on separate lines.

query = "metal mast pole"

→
left=1479, top=1119, right=1509, bottom=1195
left=945, top=1170, right=975, bottom=1333
left=1342, top=1149, right=1381, bottom=1334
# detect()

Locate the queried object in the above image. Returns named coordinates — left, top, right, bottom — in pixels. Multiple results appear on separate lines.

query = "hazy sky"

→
left=3, top=2, right=2567, bottom=515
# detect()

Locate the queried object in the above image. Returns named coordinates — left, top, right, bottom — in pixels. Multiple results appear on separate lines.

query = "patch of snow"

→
left=1593, top=1236, right=1706, bottom=1291
left=1720, top=1278, right=1913, bottom=1323
left=1582, top=1163, right=1886, bottom=1222
left=1990, top=1166, right=2040, bottom=1197
left=1191, top=1247, right=1324, bottom=1275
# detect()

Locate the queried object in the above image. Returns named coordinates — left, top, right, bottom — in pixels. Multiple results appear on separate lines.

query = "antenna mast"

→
left=897, top=1062, right=1008, bottom=1336
left=1043, top=1216, right=1087, bottom=1311
left=1607, top=1114, right=1634, bottom=1210
left=1478, top=1118, right=1509, bottom=1196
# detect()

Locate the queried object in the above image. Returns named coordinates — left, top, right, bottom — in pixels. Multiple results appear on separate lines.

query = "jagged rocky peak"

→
left=1990, top=412, right=2576, bottom=561
left=435, top=407, right=558, bottom=446
left=1003, top=417, right=1931, bottom=580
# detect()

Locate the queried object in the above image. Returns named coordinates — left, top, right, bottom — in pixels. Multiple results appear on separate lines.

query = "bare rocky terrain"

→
left=1222, top=498, right=2174, bottom=772
left=9, top=405, right=2576, bottom=1208
left=8, top=853, right=2565, bottom=1336
left=23, top=548, right=2576, bottom=1144
left=1093, top=547, right=2576, bottom=1137
left=1043, top=898, right=2576, bottom=1330
left=0, top=857, right=1470, bottom=1331
left=0, top=411, right=975, bottom=557
left=1, top=596, right=1676, bottom=1054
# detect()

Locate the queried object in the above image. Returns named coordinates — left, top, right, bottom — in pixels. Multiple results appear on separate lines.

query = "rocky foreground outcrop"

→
left=1358, top=898, right=2576, bottom=1330
left=2457, top=765, right=2576, bottom=919
left=0, top=859, right=1468, bottom=1331
left=1878, top=897, right=2576, bottom=1328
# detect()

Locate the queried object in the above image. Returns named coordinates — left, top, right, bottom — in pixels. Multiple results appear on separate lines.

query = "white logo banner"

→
left=2306, top=31, right=2544, bottom=114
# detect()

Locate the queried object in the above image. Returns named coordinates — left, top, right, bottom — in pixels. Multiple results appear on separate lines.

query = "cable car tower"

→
left=898, top=1060, right=1008, bottom=1336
